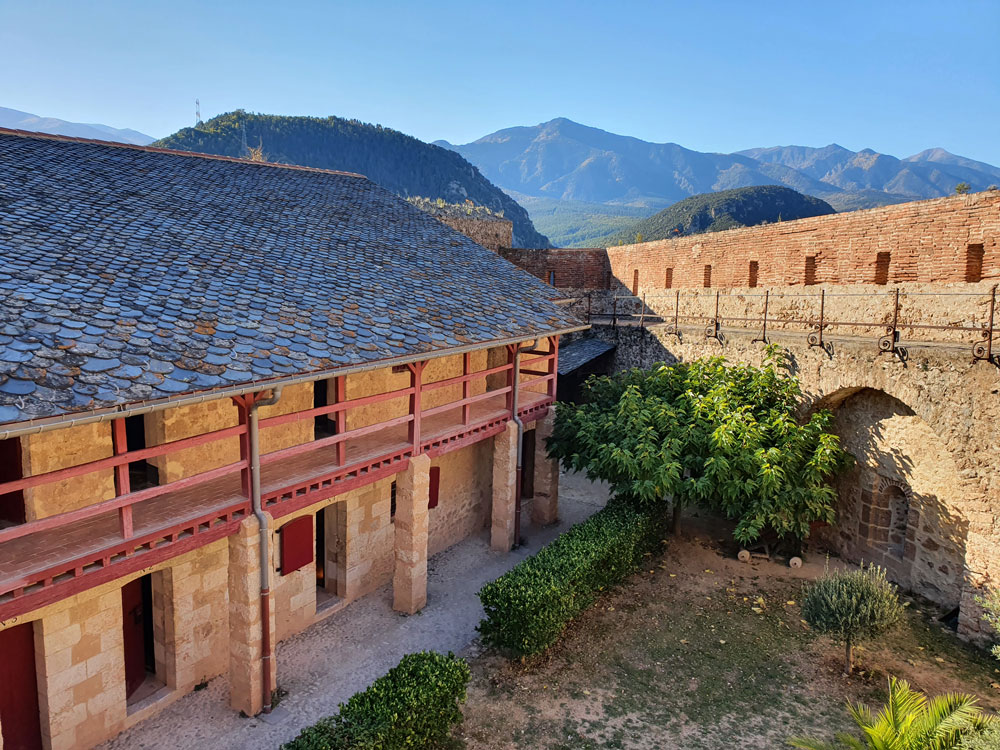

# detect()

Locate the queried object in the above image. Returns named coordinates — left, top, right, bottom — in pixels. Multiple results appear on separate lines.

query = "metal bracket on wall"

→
left=807, top=288, right=833, bottom=357
left=704, top=290, right=725, bottom=345
left=972, top=285, right=999, bottom=368
left=663, top=289, right=682, bottom=340
left=751, top=290, right=769, bottom=345
left=877, top=288, right=908, bottom=362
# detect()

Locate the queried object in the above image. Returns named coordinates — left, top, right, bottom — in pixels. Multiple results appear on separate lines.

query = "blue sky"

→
left=3, top=0, right=999, bottom=163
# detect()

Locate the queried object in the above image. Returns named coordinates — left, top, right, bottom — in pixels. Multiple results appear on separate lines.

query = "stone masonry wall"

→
left=589, top=321, right=1000, bottom=641
left=436, top=215, right=513, bottom=252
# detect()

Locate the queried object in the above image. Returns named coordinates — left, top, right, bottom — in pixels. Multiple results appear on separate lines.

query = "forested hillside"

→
left=155, top=111, right=550, bottom=247
left=603, top=186, right=835, bottom=245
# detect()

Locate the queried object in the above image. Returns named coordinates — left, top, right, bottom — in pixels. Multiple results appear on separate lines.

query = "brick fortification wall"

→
left=498, top=248, right=611, bottom=289
left=506, top=192, right=1000, bottom=291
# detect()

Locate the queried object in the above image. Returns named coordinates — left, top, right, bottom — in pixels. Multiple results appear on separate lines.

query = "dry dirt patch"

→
left=454, top=512, right=999, bottom=750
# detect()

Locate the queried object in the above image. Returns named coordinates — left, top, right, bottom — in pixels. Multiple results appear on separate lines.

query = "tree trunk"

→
left=844, top=638, right=853, bottom=675
left=671, top=502, right=682, bottom=535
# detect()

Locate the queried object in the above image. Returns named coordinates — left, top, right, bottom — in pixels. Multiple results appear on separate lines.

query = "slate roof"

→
left=0, top=130, right=585, bottom=427
left=557, top=337, right=615, bottom=375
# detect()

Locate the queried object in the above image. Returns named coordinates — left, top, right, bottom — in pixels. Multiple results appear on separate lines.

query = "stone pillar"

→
left=393, top=454, right=431, bottom=614
left=530, top=411, right=559, bottom=526
left=228, top=513, right=276, bottom=716
left=491, top=421, right=518, bottom=551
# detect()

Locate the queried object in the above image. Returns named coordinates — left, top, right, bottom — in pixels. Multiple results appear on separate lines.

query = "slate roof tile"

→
left=0, top=130, right=584, bottom=426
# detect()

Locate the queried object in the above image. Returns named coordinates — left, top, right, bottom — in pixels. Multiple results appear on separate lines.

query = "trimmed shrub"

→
left=962, top=725, right=1000, bottom=750
left=281, top=651, right=470, bottom=750
left=477, top=502, right=665, bottom=658
left=801, top=564, right=903, bottom=674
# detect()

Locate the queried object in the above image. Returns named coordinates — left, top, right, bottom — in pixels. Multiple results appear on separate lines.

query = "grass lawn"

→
left=454, top=513, right=999, bottom=749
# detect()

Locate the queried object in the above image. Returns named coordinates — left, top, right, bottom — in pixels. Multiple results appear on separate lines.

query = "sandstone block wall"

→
left=22, top=422, right=115, bottom=519
left=437, top=215, right=513, bottom=252
left=427, top=439, right=492, bottom=557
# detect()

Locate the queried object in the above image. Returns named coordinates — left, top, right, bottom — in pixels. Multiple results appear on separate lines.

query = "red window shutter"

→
left=428, top=466, right=441, bottom=509
left=279, top=516, right=313, bottom=575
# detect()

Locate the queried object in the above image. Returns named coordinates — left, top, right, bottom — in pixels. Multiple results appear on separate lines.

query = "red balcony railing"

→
left=0, top=338, right=559, bottom=619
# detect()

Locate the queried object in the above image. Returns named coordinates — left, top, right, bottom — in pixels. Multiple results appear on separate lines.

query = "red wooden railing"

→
left=0, top=339, right=559, bottom=617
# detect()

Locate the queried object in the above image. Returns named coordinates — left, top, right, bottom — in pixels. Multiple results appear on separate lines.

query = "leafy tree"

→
left=801, top=564, right=902, bottom=674
left=956, top=182, right=972, bottom=195
left=789, top=676, right=994, bottom=749
left=547, top=346, right=851, bottom=544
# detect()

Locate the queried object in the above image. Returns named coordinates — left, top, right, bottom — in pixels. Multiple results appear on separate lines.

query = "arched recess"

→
left=816, top=387, right=969, bottom=611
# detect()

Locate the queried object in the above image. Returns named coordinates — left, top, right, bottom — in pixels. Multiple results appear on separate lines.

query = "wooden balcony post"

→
left=407, top=361, right=426, bottom=453
left=111, top=418, right=133, bottom=538
left=505, top=344, right=517, bottom=414
left=547, top=336, right=559, bottom=399
left=335, top=375, right=346, bottom=465
left=462, top=352, right=471, bottom=425
left=233, top=395, right=251, bottom=497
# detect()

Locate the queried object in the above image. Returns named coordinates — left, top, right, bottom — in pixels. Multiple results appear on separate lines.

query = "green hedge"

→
left=281, top=651, right=470, bottom=750
left=477, top=502, right=665, bottom=658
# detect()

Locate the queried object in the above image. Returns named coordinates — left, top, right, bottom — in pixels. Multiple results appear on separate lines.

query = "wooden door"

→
left=0, top=622, right=43, bottom=750
left=122, top=577, right=149, bottom=698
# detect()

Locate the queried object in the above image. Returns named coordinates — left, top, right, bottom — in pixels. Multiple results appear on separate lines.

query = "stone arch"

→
left=813, top=386, right=970, bottom=612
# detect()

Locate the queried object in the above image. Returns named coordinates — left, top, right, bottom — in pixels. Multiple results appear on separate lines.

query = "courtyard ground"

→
left=99, top=471, right=609, bottom=750
left=455, top=510, right=1000, bottom=750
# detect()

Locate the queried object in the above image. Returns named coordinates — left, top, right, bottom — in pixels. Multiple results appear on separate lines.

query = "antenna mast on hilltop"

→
left=195, top=99, right=202, bottom=126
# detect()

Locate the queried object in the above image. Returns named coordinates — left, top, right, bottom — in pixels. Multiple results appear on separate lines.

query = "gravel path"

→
left=102, top=472, right=608, bottom=750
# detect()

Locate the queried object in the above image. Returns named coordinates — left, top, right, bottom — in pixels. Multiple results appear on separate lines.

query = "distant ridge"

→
left=439, top=118, right=1000, bottom=246
left=0, top=106, right=155, bottom=145
left=156, top=111, right=551, bottom=248
left=602, top=186, right=835, bottom=245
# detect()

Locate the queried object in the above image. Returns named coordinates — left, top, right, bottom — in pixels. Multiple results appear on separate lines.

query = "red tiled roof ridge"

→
left=0, top=127, right=368, bottom=180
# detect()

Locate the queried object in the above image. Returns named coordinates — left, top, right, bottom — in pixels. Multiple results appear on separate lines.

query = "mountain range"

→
left=437, top=118, right=1000, bottom=246
left=154, top=111, right=550, bottom=247
left=0, top=107, right=155, bottom=145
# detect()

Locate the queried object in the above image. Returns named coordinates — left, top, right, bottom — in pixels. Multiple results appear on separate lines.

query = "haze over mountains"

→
left=437, top=118, right=1000, bottom=245
left=0, top=107, right=155, bottom=145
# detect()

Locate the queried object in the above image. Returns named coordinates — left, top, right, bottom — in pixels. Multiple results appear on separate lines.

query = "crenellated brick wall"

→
left=498, top=248, right=611, bottom=289
left=503, top=192, right=1000, bottom=291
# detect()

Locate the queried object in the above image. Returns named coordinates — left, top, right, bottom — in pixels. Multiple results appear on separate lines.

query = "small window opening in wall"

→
left=390, top=481, right=397, bottom=519
left=631, top=269, right=639, bottom=296
left=547, top=270, right=556, bottom=286
left=703, top=265, right=712, bottom=288
left=874, top=252, right=891, bottom=285
left=886, top=485, right=909, bottom=559
left=966, top=244, right=985, bottom=283
left=428, top=466, right=441, bottom=509
left=664, top=268, right=673, bottom=289
left=804, top=256, right=818, bottom=286
left=125, top=415, right=158, bottom=490
left=0, top=437, right=25, bottom=527
left=748, top=260, right=759, bottom=288
left=313, top=379, right=337, bottom=440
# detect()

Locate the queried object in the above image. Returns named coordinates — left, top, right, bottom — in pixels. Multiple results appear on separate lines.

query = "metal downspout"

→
left=510, top=343, right=533, bottom=547
left=248, top=386, right=283, bottom=714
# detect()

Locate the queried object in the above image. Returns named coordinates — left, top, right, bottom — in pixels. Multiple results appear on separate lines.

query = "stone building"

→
left=509, top=193, right=1000, bottom=643
left=0, top=130, right=583, bottom=750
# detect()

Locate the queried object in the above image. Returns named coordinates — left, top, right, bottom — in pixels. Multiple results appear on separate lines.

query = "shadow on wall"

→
left=814, top=387, right=969, bottom=614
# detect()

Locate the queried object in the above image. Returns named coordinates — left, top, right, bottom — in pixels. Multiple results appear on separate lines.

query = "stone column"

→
left=393, top=454, right=431, bottom=614
left=530, top=411, right=559, bottom=526
left=228, top=513, right=276, bottom=716
left=491, top=421, right=518, bottom=551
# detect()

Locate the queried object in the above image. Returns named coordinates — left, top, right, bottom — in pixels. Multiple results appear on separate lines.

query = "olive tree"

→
left=801, top=564, right=903, bottom=674
left=547, top=346, right=851, bottom=544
